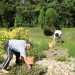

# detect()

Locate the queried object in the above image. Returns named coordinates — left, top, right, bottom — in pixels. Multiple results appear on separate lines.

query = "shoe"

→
left=0, top=69, right=9, bottom=73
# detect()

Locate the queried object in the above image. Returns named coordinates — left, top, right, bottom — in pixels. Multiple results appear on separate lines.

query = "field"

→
left=0, top=27, right=75, bottom=75
left=25, top=27, right=75, bottom=57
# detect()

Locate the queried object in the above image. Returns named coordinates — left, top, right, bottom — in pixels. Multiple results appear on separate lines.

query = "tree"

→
left=2, top=0, right=16, bottom=28
left=55, top=1, right=74, bottom=28
left=45, top=8, right=59, bottom=29
left=0, top=1, right=5, bottom=27
left=38, top=8, right=45, bottom=28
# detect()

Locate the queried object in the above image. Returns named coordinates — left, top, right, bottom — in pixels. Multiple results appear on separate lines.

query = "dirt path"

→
left=35, top=48, right=75, bottom=75
left=36, top=58, right=75, bottom=75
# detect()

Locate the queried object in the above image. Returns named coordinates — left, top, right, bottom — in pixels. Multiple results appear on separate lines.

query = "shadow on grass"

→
left=62, top=41, right=64, bottom=43
left=57, top=40, right=64, bottom=43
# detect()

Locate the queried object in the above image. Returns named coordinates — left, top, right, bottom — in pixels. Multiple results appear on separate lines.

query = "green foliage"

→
left=68, top=44, right=75, bottom=57
left=0, top=1, right=5, bottom=15
left=0, top=27, right=75, bottom=59
left=0, top=0, right=75, bottom=28
left=55, top=1, right=74, bottom=28
left=56, top=56, right=66, bottom=61
left=38, top=8, right=45, bottom=28
left=0, top=27, right=29, bottom=53
left=45, top=8, right=59, bottom=29
left=24, top=27, right=50, bottom=58
left=27, top=27, right=75, bottom=58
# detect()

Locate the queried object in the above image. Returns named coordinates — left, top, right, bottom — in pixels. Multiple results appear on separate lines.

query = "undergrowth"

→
left=8, top=64, right=47, bottom=75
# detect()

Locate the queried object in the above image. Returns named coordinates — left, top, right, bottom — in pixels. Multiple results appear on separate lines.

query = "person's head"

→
left=26, top=42, right=33, bottom=50
left=55, top=33, right=59, bottom=37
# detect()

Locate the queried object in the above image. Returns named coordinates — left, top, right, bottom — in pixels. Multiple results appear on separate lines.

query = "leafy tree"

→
left=55, top=1, right=74, bottom=28
left=2, top=0, right=17, bottom=28
left=0, top=1, right=5, bottom=27
left=45, top=8, right=59, bottom=29
left=38, top=8, right=45, bottom=28
left=0, top=0, right=75, bottom=28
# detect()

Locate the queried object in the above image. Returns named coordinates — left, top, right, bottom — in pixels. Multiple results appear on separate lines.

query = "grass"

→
left=0, top=27, right=75, bottom=58
left=61, top=28, right=75, bottom=57
left=24, top=27, right=52, bottom=58
left=56, top=55, right=67, bottom=61
left=0, top=27, right=75, bottom=75
left=25, top=27, right=75, bottom=58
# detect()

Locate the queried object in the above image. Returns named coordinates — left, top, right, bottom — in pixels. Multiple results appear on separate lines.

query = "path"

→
left=35, top=58, right=75, bottom=75
left=35, top=48, right=75, bottom=75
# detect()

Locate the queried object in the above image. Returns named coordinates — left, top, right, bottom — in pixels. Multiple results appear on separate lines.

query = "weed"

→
left=56, top=56, right=66, bottom=61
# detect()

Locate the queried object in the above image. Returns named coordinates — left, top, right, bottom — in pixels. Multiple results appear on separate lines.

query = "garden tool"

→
left=49, top=42, right=54, bottom=48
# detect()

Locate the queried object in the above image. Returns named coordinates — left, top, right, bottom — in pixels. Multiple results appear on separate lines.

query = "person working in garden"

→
left=52, top=30, right=62, bottom=43
left=0, top=40, right=33, bottom=73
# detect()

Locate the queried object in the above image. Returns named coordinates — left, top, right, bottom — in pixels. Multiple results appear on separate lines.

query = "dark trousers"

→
left=2, top=41, right=20, bottom=69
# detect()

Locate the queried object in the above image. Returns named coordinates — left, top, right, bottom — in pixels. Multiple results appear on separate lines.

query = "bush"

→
left=45, top=8, right=59, bottom=28
left=0, top=27, right=29, bottom=53
left=43, top=26, right=53, bottom=36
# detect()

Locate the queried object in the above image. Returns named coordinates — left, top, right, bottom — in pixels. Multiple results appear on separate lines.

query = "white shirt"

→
left=9, top=40, right=26, bottom=58
left=54, top=30, right=62, bottom=39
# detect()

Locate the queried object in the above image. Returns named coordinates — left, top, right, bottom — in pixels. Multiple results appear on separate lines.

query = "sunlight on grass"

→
left=0, top=27, right=75, bottom=58
left=25, top=27, right=75, bottom=58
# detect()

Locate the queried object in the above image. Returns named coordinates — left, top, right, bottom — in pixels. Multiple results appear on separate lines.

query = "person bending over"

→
left=0, top=40, right=33, bottom=73
left=53, top=30, right=62, bottom=43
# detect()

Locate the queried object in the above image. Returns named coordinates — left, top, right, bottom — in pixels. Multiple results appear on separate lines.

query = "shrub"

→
left=0, top=27, right=29, bottom=53
left=45, top=8, right=59, bottom=29
left=43, top=26, right=53, bottom=36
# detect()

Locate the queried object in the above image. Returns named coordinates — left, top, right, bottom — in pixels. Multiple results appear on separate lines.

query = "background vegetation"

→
left=0, top=0, right=75, bottom=59
left=0, top=0, right=75, bottom=29
left=0, top=1, right=75, bottom=75
left=0, top=27, right=75, bottom=58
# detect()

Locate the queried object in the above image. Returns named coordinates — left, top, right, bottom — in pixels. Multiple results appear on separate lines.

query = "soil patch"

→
left=44, top=48, right=68, bottom=60
left=36, top=48, right=75, bottom=75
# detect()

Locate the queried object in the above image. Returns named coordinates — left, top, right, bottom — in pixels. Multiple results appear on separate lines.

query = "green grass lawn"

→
left=25, top=27, right=75, bottom=58
left=0, top=27, right=75, bottom=58
left=61, top=28, right=75, bottom=57
left=24, top=27, right=51, bottom=57
left=0, top=27, right=75, bottom=75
